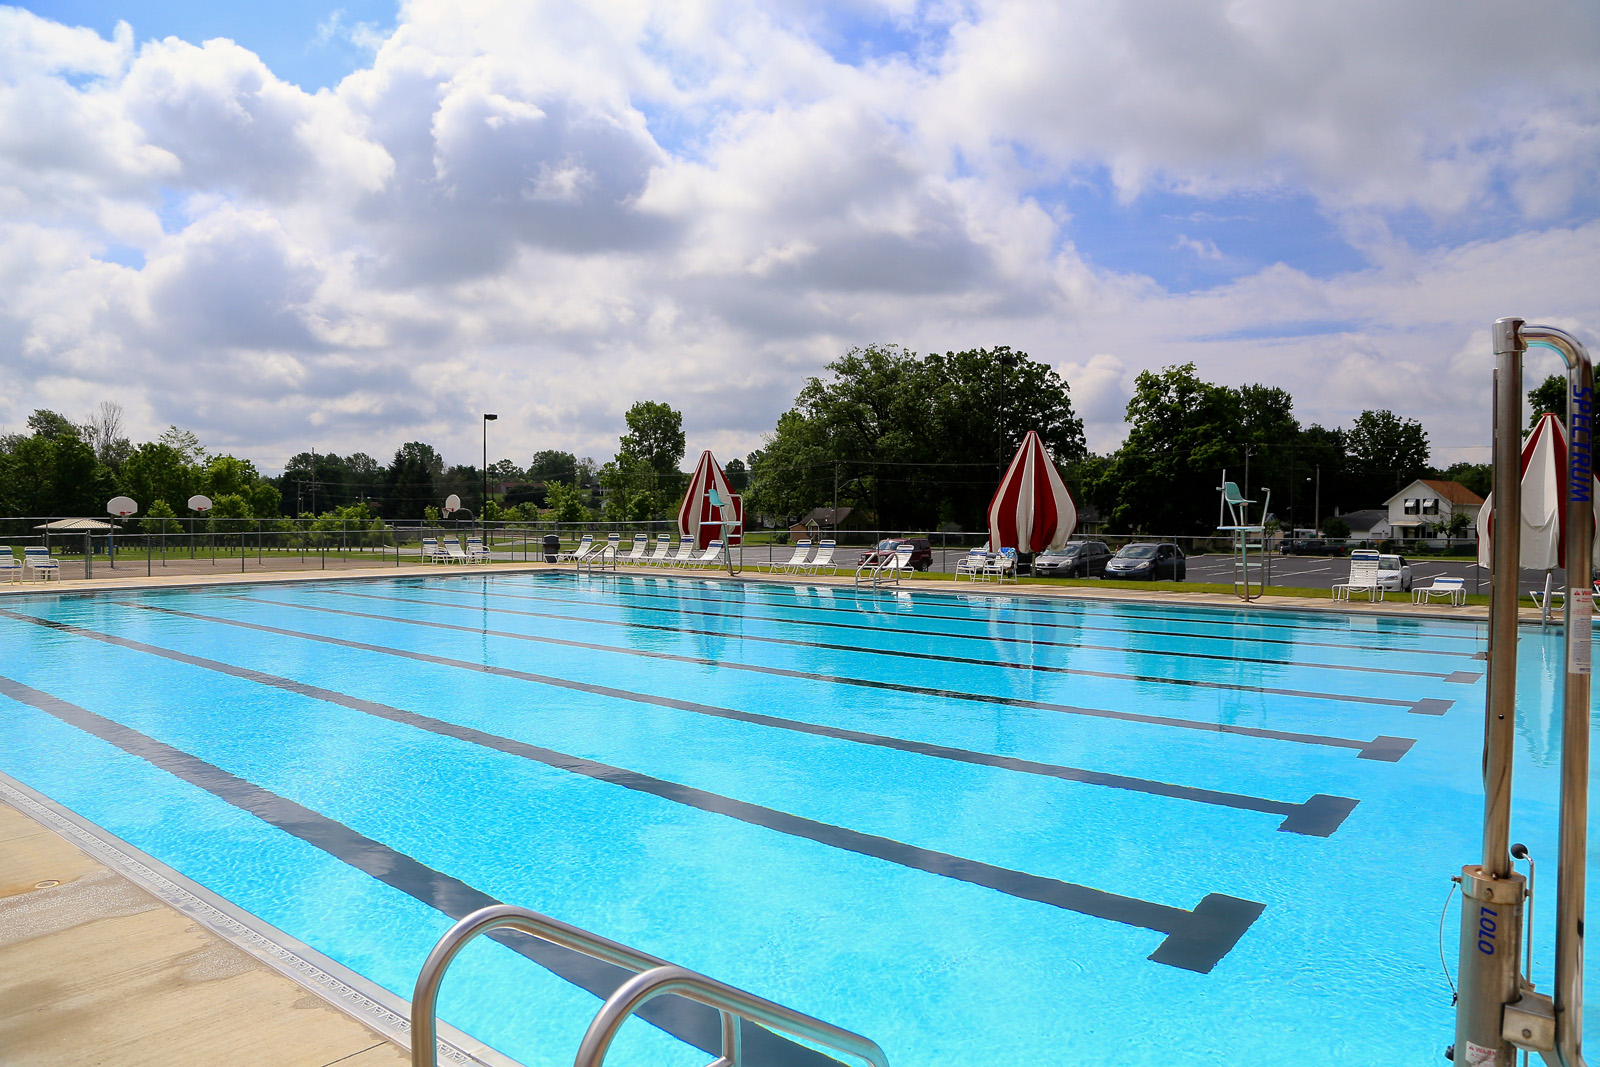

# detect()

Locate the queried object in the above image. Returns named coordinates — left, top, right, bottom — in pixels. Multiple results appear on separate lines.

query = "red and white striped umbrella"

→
left=987, top=431, right=1077, bottom=553
left=678, top=450, right=743, bottom=549
left=1478, top=412, right=1600, bottom=570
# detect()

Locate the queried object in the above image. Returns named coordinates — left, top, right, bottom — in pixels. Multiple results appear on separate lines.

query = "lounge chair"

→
left=644, top=535, right=673, bottom=566
left=1333, top=549, right=1383, bottom=602
left=558, top=534, right=593, bottom=562
left=420, top=536, right=449, bottom=563
left=1413, top=576, right=1466, bottom=606
left=802, top=539, right=836, bottom=575
left=620, top=535, right=650, bottom=566
left=763, top=539, right=810, bottom=573
left=664, top=536, right=696, bottom=567
left=686, top=540, right=724, bottom=569
left=983, top=547, right=1018, bottom=583
left=572, top=538, right=608, bottom=563
left=855, top=543, right=914, bottom=586
left=465, top=536, right=490, bottom=563
left=955, top=549, right=989, bottom=581
left=0, top=552, right=20, bottom=583
left=442, top=537, right=470, bottom=564
left=24, top=546, right=60, bottom=581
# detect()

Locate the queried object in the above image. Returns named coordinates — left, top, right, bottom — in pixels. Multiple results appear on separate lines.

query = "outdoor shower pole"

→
left=1454, top=317, right=1527, bottom=1067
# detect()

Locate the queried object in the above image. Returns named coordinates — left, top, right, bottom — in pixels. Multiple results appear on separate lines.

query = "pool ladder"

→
left=411, top=904, right=889, bottom=1067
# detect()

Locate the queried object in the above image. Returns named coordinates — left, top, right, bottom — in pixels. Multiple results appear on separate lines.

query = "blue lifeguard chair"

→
left=1218, top=473, right=1272, bottom=601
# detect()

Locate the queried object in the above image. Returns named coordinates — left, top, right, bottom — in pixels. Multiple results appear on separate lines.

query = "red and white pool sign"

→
left=1570, top=587, right=1594, bottom=675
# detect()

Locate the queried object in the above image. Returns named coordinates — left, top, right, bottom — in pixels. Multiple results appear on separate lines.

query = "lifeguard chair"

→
left=1218, top=473, right=1271, bottom=601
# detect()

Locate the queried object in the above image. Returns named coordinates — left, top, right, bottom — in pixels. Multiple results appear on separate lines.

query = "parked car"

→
left=1032, top=540, right=1112, bottom=578
left=1376, top=554, right=1413, bottom=592
left=856, top=538, right=933, bottom=571
left=1281, top=538, right=1346, bottom=556
left=1103, top=542, right=1186, bottom=581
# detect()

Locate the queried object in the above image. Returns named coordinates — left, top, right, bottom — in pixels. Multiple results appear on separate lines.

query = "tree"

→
left=618, top=401, right=687, bottom=477
left=1530, top=374, right=1566, bottom=421
left=545, top=480, right=587, bottom=523
left=528, top=450, right=579, bottom=485
left=27, top=410, right=76, bottom=439
left=81, top=401, right=132, bottom=469
left=384, top=442, right=444, bottom=520
left=1435, top=461, right=1491, bottom=499
left=119, top=443, right=198, bottom=516
left=158, top=426, right=208, bottom=465
left=141, top=498, right=180, bottom=534
left=1346, top=409, right=1430, bottom=500
left=1321, top=516, right=1351, bottom=539
left=488, top=458, right=523, bottom=483
left=724, top=457, right=748, bottom=492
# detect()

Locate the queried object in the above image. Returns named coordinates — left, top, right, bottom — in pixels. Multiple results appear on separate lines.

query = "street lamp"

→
left=482, top=414, right=498, bottom=524
left=997, top=351, right=1018, bottom=476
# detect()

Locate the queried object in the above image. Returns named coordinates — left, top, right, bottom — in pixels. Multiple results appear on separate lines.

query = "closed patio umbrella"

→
left=987, top=431, right=1077, bottom=553
left=678, top=450, right=743, bottom=550
left=1476, top=412, right=1600, bottom=572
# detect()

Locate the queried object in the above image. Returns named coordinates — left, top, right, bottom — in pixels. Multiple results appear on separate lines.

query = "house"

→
left=1338, top=508, right=1392, bottom=541
left=789, top=507, right=852, bottom=537
left=1383, top=479, right=1484, bottom=540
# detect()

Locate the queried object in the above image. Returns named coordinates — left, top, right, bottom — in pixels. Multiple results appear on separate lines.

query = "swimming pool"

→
left=0, top=572, right=1580, bottom=1064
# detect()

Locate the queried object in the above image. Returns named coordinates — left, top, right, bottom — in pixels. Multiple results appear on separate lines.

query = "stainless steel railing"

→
left=410, top=904, right=888, bottom=1067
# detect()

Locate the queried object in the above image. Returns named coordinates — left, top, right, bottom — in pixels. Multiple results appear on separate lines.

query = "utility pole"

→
left=1314, top=465, right=1321, bottom=533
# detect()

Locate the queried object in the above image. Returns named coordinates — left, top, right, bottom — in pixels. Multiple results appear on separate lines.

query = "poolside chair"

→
left=442, top=537, right=470, bottom=564
left=0, top=552, right=20, bottom=583
left=558, top=534, right=593, bottom=562
left=983, top=547, right=1018, bottom=584
left=645, top=535, right=673, bottom=566
left=687, top=540, right=724, bottom=569
left=465, top=536, right=490, bottom=563
left=23, top=546, right=60, bottom=581
left=620, top=534, right=650, bottom=566
left=664, top=536, right=696, bottom=567
left=763, top=539, right=810, bottom=573
left=1333, top=549, right=1383, bottom=602
left=1413, top=576, right=1466, bottom=607
left=572, top=538, right=608, bottom=563
left=802, top=539, right=837, bottom=575
left=420, top=536, right=449, bottom=563
left=955, top=549, right=989, bottom=581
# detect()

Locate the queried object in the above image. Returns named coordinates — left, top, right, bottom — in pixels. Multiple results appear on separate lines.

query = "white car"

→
left=1376, top=554, right=1413, bottom=592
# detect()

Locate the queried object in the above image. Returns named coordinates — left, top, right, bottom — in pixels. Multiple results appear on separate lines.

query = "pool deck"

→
left=0, top=553, right=1511, bottom=1065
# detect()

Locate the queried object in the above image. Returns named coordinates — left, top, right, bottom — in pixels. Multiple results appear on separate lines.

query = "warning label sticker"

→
left=1463, top=1040, right=1501, bottom=1066
left=1571, top=588, right=1594, bottom=676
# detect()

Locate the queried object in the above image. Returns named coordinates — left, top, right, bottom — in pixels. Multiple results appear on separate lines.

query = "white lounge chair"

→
left=686, top=540, right=724, bottom=569
left=955, top=549, right=989, bottom=581
left=1413, top=576, right=1467, bottom=606
left=644, top=535, right=673, bottom=566
left=24, top=546, right=61, bottom=581
left=465, top=536, right=490, bottom=563
left=420, top=536, right=449, bottom=563
left=442, top=537, right=470, bottom=564
left=856, top=543, right=914, bottom=586
left=983, top=547, right=1018, bottom=583
left=802, top=539, right=836, bottom=575
left=620, top=535, right=650, bottom=566
left=558, top=534, right=593, bottom=562
left=0, top=552, right=21, bottom=583
left=763, top=539, right=810, bottom=573
left=664, top=536, right=696, bottom=567
left=573, top=538, right=608, bottom=563
left=1333, top=549, right=1384, bottom=602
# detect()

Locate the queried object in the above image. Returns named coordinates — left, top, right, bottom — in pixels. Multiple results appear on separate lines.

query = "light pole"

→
left=1313, top=464, right=1321, bottom=534
left=997, top=351, right=1017, bottom=478
left=482, top=413, right=498, bottom=524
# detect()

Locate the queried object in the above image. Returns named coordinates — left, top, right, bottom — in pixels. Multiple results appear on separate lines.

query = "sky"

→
left=1, top=1, right=1597, bottom=476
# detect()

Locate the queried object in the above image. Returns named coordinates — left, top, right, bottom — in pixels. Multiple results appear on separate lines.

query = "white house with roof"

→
left=1384, top=479, right=1485, bottom=539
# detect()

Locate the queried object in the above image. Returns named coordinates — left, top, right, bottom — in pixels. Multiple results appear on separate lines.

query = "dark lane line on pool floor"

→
left=243, top=594, right=1456, bottom=718
left=98, top=604, right=1416, bottom=761
left=0, top=649, right=1265, bottom=974
left=518, top=575, right=1487, bottom=650
left=17, top=608, right=1355, bottom=834
left=0, top=674, right=838, bottom=1066
left=344, top=586, right=1476, bottom=684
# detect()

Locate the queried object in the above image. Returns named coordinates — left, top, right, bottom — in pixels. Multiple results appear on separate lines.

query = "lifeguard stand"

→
left=1218, top=472, right=1271, bottom=601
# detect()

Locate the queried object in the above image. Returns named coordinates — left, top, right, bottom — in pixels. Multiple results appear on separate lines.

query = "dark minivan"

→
left=1032, top=540, right=1112, bottom=578
left=856, top=537, right=934, bottom=571
left=1103, top=542, right=1186, bottom=581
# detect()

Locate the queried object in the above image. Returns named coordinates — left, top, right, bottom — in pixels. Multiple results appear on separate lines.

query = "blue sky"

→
left=1, top=1, right=1596, bottom=468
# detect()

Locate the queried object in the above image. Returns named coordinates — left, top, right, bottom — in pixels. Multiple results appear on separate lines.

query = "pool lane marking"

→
left=525, top=572, right=1487, bottom=645
left=0, top=655, right=1264, bottom=975
left=240, top=593, right=1455, bottom=718
left=502, top=574, right=1485, bottom=658
left=17, top=607, right=1355, bottom=835
left=357, top=586, right=1475, bottom=685
left=0, top=676, right=843, bottom=1066
left=98, top=604, right=1413, bottom=760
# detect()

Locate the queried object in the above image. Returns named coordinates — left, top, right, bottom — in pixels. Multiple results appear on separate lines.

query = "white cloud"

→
left=0, top=0, right=1594, bottom=476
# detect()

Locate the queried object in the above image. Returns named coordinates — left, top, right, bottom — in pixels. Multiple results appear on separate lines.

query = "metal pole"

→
left=1525, top=323, right=1595, bottom=1067
left=1455, top=316, right=1528, bottom=1067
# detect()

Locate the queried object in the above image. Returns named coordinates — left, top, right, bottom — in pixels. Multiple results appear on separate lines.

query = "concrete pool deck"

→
left=0, top=554, right=1509, bottom=1065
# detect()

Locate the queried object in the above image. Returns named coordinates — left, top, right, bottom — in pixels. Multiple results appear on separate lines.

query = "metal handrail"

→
left=573, top=964, right=889, bottom=1067
left=410, top=905, right=887, bottom=1067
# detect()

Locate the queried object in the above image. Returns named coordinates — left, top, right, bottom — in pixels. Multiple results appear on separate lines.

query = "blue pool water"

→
left=0, top=573, right=1584, bottom=1064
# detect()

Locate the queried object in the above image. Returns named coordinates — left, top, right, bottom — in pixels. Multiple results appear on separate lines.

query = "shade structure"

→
left=33, top=518, right=113, bottom=531
left=1477, top=412, right=1600, bottom=571
left=678, top=450, right=744, bottom=549
left=987, top=431, right=1077, bottom=553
